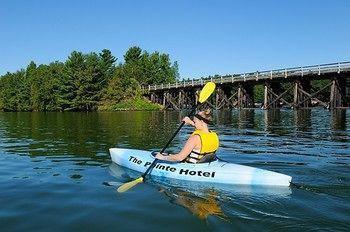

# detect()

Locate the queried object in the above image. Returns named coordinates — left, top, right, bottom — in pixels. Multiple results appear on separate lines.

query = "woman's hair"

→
left=198, top=109, right=212, bottom=121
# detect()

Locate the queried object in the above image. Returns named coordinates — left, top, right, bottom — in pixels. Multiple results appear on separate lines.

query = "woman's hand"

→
left=182, top=116, right=194, bottom=126
left=155, top=152, right=166, bottom=160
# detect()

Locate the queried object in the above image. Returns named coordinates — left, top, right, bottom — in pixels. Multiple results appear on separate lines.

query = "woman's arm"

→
left=156, top=135, right=200, bottom=162
left=182, top=116, right=195, bottom=127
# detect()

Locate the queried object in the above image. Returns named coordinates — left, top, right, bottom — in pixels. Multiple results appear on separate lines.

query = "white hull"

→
left=109, top=148, right=292, bottom=187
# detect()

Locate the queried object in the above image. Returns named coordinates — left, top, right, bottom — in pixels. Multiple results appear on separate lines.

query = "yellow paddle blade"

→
left=117, top=177, right=144, bottom=193
left=198, top=82, right=216, bottom=103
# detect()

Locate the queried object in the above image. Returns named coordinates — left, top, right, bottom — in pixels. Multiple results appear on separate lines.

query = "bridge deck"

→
left=144, top=61, right=350, bottom=91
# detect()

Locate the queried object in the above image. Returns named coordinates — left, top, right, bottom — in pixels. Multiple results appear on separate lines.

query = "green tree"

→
left=124, top=46, right=142, bottom=64
left=0, top=70, right=30, bottom=111
left=0, top=72, right=18, bottom=111
left=0, top=47, right=179, bottom=111
left=29, top=62, right=63, bottom=111
left=99, top=49, right=116, bottom=80
left=27, top=61, right=40, bottom=110
left=78, top=52, right=104, bottom=111
left=60, top=51, right=85, bottom=110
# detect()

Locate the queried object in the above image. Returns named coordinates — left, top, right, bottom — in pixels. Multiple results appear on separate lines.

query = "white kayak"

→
left=109, top=148, right=292, bottom=187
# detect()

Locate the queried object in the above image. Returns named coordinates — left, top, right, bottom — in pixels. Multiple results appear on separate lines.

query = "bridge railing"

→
left=144, top=61, right=350, bottom=91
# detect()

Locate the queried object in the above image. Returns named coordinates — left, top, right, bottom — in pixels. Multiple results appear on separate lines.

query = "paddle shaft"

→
left=141, top=106, right=197, bottom=179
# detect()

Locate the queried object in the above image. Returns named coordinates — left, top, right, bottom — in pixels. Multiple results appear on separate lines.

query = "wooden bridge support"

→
left=160, top=89, right=200, bottom=110
left=163, top=91, right=180, bottom=110
left=187, top=89, right=197, bottom=109
left=292, top=79, right=335, bottom=109
left=146, top=62, right=350, bottom=110
left=148, top=73, right=349, bottom=110
left=215, top=86, right=237, bottom=109
left=178, top=89, right=196, bottom=109
left=329, top=76, right=347, bottom=109
left=237, top=84, right=254, bottom=108
left=150, top=92, right=163, bottom=105
left=293, top=80, right=312, bottom=108
left=263, top=82, right=286, bottom=109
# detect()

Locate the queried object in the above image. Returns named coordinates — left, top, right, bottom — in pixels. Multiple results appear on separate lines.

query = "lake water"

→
left=0, top=110, right=349, bottom=231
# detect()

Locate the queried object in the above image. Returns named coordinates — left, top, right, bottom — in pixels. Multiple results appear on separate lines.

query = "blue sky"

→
left=1, top=0, right=350, bottom=79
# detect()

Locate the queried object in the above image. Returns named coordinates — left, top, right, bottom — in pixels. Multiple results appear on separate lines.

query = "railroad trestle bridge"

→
left=142, top=62, right=350, bottom=110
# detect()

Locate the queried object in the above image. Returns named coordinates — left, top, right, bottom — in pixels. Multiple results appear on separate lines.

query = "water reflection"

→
left=0, top=112, right=180, bottom=160
left=264, top=109, right=282, bottom=134
left=159, top=187, right=227, bottom=220
left=263, top=109, right=314, bottom=135
left=0, top=110, right=348, bottom=164
left=237, top=109, right=255, bottom=129
left=331, top=109, right=347, bottom=131
left=109, top=163, right=292, bottom=221
left=216, top=110, right=233, bottom=125
left=1, top=110, right=349, bottom=231
left=294, top=109, right=312, bottom=132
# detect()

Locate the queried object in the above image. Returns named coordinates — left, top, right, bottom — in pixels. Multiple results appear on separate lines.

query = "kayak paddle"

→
left=117, top=82, right=216, bottom=193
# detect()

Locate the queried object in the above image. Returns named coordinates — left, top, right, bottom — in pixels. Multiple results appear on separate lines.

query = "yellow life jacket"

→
left=185, top=130, right=219, bottom=164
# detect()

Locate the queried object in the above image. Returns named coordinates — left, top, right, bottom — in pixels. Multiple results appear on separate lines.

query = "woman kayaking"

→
left=113, top=82, right=290, bottom=194
left=155, top=109, right=219, bottom=163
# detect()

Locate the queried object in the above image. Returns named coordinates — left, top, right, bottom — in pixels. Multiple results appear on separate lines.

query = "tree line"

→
left=0, top=46, right=179, bottom=111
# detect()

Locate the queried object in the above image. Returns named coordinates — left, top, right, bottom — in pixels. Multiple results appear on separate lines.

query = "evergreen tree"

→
left=79, top=53, right=104, bottom=110
left=30, top=62, right=63, bottom=111
left=0, top=46, right=179, bottom=111
left=16, top=70, right=31, bottom=111
left=60, top=51, right=85, bottom=110
left=124, top=46, right=142, bottom=64
left=99, top=49, right=116, bottom=80
left=0, top=72, right=19, bottom=111
left=27, top=61, right=40, bottom=110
